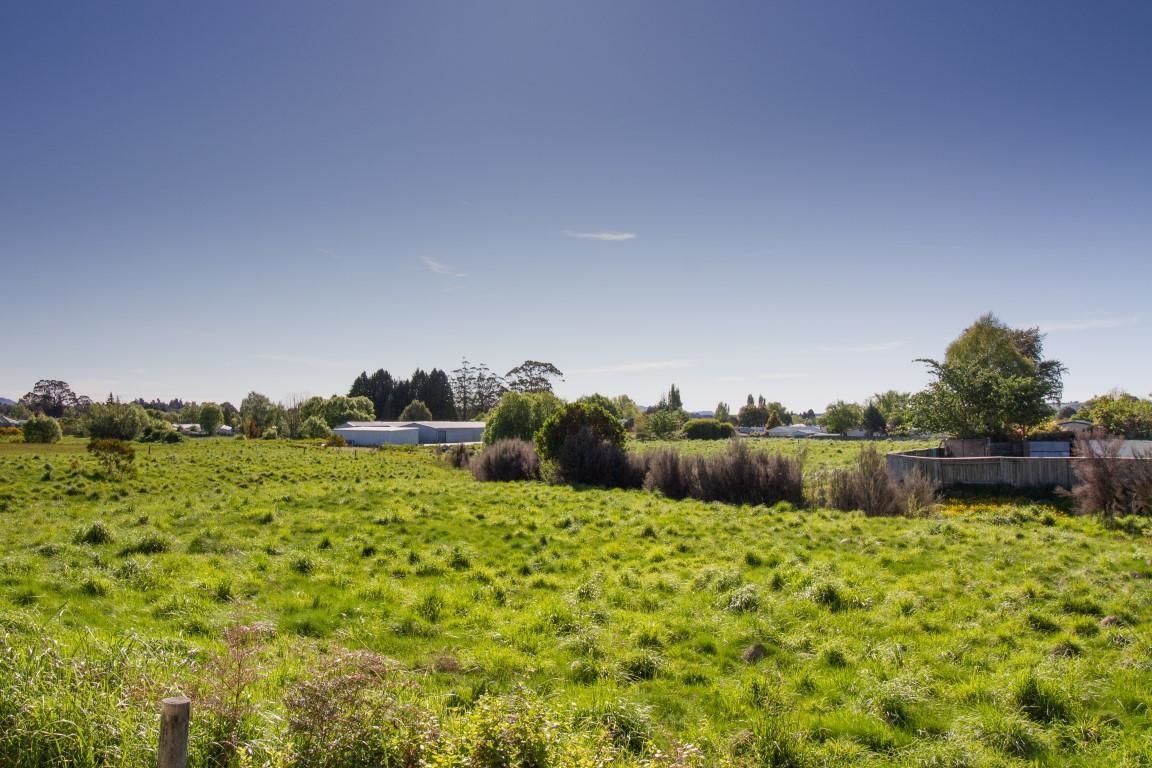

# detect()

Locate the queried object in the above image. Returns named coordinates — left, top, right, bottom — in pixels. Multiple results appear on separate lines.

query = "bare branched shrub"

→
left=812, top=444, right=937, bottom=517
left=642, top=448, right=693, bottom=500
left=1072, top=434, right=1152, bottom=517
left=472, top=439, right=540, bottom=482
left=900, top=469, right=939, bottom=518
left=691, top=441, right=804, bottom=507
left=285, top=650, right=437, bottom=768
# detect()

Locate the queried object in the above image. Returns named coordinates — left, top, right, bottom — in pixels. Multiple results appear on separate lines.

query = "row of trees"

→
left=348, top=360, right=567, bottom=421
left=6, top=316, right=1129, bottom=444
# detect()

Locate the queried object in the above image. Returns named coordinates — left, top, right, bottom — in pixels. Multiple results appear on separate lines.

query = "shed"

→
left=335, top=420, right=485, bottom=445
left=333, top=424, right=420, bottom=446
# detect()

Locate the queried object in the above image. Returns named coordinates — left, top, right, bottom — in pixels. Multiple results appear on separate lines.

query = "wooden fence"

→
left=886, top=448, right=1081, bottom=489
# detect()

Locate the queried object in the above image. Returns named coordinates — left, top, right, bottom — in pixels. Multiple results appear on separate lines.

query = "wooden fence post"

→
left=159, top=696, right=190, bottom=768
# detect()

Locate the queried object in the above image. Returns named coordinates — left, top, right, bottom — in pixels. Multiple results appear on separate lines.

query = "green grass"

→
left=632, top=436, right=939, bottom=472
left=1, top=437, right=1150, bottom=766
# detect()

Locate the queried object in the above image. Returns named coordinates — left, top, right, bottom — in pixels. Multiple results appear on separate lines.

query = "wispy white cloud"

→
left=570, top=359, right=697, bottom=375
left=563, top=230, right=637, bottom=241
left=1037, top=316, right=1140, bottom=333
left=421, top=256, right=467, bottom=278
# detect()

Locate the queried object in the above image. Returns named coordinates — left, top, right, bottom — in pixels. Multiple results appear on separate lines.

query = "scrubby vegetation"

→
left=21, top=413, right=62, bottom=444
left=1, top=438, right=1150, bottom=766
left=472, top=438, right=541, bottom=482
left=1071, top=435, right=1152, bottom=518
left=681, top=418, right=736, bottom=440
left=811, top=444, right=938, bottom=517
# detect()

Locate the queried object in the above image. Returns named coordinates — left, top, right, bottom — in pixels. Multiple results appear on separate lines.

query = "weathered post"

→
left=159, top=696, right=190, bottom=768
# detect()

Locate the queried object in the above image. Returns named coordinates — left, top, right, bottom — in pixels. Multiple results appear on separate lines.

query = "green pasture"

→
left=0, top=438, right=1150, bottom=766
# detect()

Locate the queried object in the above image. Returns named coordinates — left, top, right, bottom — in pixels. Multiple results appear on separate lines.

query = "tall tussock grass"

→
left=810, top=444, right=937, bottom=517
left=0, top=625, right=715, bottom=768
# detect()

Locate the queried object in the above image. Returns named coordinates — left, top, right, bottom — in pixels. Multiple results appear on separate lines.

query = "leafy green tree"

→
left=2, top=402, right=32, bottom=420
left=417, top=368, right=457, bottom=419
left=198, top=403, right=224, bottom=435
left=86, top=399, right=149, bottom=441
left=714, top=402, right=731, bottom=423
left=451, top=359, right=507, bottom=420
left=737, top=403, right=769, bottom=427
left=484, top=391, right=562, bottom=445
left=765, top=401, right=791, bottom=426
left=535, top=401, right=625, bottom=462
left=667, top=384, right=683, bottom=412
left=323, top=395, right=376, bottom=427
left=177, top=403, right=202, bottom=425
left=299, top=415, right=331, bottom=439
left=240, top=392, right=280, bottom=437
left=682, top=419, right=736, bottom=440
left=23, top=414, right=62, bottom=444
left=910, top=314, right=1065, bottom=439
left=820, top=401, right=864, bottom=436
left=577, top=394, right=621, bottom=419
left=1077, top=392, right=1152, bottom=439
left=868, top=391, right=912, bottom=433
left=19, top=380, right=88, bottom=418
left=646, top=409, right=684, bottom=439
left=608, top=396, right=645, bottom=421
left=505, top=360, right=564, bottom=394
left=399, top=399, right=433, bottom=421
left=862, top=404, right=886, bottom=436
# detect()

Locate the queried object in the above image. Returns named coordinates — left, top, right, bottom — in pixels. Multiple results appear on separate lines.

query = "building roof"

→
left=340, top=420, right=486, bottom=430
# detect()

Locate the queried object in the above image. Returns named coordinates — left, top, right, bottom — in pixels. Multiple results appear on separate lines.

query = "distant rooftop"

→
left=341, top=420, right=485, bottom=429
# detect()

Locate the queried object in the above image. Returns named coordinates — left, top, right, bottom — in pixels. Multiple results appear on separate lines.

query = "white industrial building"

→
left=332, top=420, right=485, bottom=447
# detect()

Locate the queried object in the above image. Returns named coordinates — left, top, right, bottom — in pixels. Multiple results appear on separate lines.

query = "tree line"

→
left=9, top=317, right=1151, bottom=445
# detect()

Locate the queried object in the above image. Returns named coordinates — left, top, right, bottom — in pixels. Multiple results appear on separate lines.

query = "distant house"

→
left=0, top=414, right=25, bottom=428
left=333, top=420, right=485, bottom=447
left=1057, top=419, right=1095, bottom=434
left=766, top=424, right=824, bottom=438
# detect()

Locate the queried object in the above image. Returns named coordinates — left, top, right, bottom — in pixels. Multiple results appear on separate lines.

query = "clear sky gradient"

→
left=3, top=1, right=1149, bottom=411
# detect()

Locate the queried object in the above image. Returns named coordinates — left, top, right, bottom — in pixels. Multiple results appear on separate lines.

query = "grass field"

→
left=1, top=437, right=1150, bottom=766
left=632, top=437, right=939, bottom=471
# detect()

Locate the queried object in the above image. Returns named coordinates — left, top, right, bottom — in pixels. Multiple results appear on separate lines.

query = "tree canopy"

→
left=483, top=391, right=562, bottom=445
left=820, top=401, right=864, bottom=435
left=910, top=314, right=1065, bottom=439
left=505, top=361, right=564, bottom=394
left=198, top=403, right=224, bottom=435
left=20, top=380, right=89, bottom=418
left=399, top=399, right=433, bottom=421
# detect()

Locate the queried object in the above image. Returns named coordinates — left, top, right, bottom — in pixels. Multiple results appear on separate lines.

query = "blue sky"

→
left=2, top=1, right=1149, bottom=411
